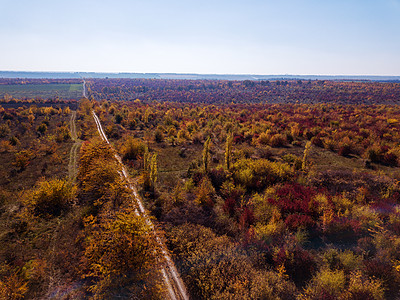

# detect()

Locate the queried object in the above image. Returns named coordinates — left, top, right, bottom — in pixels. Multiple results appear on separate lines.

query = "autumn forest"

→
left=1, top=78, right=400, bottom=299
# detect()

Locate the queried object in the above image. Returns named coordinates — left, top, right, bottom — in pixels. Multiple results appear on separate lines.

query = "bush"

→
left=273, top=245, right=317, bottom=286
left=268, top=183, right=317, bottom=230
left=342, top=271, right=385, bottom=300
left=121, top=137, right=145, bottom=161
left=0, top=123, right=10, bottom=138
left=55, top=126, right=71, bottom=142
left=301, top=268, right=346, bottom=299
left=165, top=223, right=291, bottom=299
left=270, top=133, right=287, bottom=147
left=13, top=150, right=31, bottom=170
left=282, top=154, right=302, bottom=170
left=25, top=179, right=76, bottom=219
left=233, top=158, right=294, bottom=192
left=36, top=123, right=47, bottom=135
left=82, top=210, right=163, bottom=298
left=154, top=129, right=164, bottom=143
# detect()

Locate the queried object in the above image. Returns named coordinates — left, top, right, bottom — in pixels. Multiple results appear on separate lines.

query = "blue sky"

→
left=0, top=0, right=399, bottom=75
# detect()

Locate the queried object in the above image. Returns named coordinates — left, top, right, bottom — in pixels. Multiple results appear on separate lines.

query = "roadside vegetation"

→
left=0, top=97, right=164, bottom=299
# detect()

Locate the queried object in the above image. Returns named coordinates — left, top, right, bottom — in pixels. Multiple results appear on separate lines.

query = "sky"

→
left=0, top=0, right=399, bottom=75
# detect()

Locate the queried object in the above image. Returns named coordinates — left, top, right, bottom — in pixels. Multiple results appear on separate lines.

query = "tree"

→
left=202, top=137, right=211, bottom=173
left=121, top=137, right=145, bottom=161
left=82, top=210, right=163, bottom=298
left=142, top=146, right=151, bottom=191
left=14, top=150, right=31, bottom=171
left=302, top=141, right=312, bottom=171
left=225, top=133, right=233, bottom=171
left=36, top=123, right=47, bottom=135
left=150, top=153, right=158, bottom=191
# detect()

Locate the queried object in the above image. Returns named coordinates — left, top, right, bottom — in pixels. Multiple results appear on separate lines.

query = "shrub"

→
left=268, top=183, right=317, bottom=230
left=154, top=129, right=164, bottom=143
left=0, top=273, right=28, bottom=300
left=82, top=210, right=163, bottom=298
left=338, top=143, right=353, bottom=156
left=13, top=150, right=31, bottom=171
left=55, top=126, right=71, bottom=142
left=36, top=123, right=47, bottom=135
left=270, top=133, right=287, bottom=147
left=0, top=123, right=10, bottom=138
left=121, top=137, right=145, bottom=161
left=342, top=271, right=385, bottom=300
left=301, top=268, right=346, bottom=299
left=166, top=223, right=280, bottom=299
left=233, top=158, right=294, bottom=192
left=195, top=177, right=215, bottom=207
left=311, top=135, right=324, bottom=147
left=273, top=245, right=317, bottom=287
left=25, top=179, right=76, bottom=219
left=282, top=154, right=302, bottom=170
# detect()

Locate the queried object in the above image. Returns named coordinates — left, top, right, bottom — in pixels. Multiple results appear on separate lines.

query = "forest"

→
left=1, top=78, right=400, bottom=299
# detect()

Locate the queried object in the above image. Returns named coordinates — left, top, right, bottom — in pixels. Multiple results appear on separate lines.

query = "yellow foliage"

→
left=342, top=271, right=385, bottom=300
left=82, top=209, right=163, bottom=298
left=195, top=177, right=215, bottom=206
left=0, top=273, right=28, bottom=300
left=300, top=268, right=346, bottom=299
left=233, top=158, right=294, bottom=190
left=25, top=178, right=76, bottom=219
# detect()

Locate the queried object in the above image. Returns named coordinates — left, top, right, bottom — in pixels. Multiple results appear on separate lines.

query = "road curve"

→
left=82, top=79, right=87, bottom=98
left=92, top=111, right=189, bottom=300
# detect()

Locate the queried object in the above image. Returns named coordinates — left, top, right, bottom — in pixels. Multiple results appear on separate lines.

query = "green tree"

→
left=225, top=133, right=233, bottom=171
left=202, top=137, right=211, bottom=173
left=150, top=153, right=158, bottom=191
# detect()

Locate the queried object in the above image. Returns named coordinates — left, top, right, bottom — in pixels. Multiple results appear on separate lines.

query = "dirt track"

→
left=92, top=111, right=189, bottom=300
left=68, top=111, right=81, bottom=182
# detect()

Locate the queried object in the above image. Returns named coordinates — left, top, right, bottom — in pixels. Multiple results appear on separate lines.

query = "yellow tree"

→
left=225, top=133, right=233, bottom=171
left=202, top=137, right=211, bottom=173
left=302, top=141, right=312, bottom=171
left=82, top=210, right=163, bottom=298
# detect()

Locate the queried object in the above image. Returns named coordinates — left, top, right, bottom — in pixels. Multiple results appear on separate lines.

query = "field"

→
left=0, top=83, right=82, bottom=99
left=1, top=79, right=400, bottom=299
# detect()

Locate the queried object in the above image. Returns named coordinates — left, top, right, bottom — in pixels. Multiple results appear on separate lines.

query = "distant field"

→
left=0, top=83, right=82, bottom=99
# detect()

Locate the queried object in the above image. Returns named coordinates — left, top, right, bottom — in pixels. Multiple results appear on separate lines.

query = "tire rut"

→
left=68, top=111, right=81, bottom=182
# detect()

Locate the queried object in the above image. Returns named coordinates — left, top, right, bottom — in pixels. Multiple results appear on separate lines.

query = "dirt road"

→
left=68, top=111, right=81, bottom=182
left=92, top=111, right=189, bottom=300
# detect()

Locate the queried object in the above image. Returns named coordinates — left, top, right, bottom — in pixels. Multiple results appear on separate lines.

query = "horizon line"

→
left=1, top=70, right=400, bottom=77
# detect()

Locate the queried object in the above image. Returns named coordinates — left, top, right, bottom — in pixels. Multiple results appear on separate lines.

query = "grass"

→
left=0, top=84, right=82, bottom=99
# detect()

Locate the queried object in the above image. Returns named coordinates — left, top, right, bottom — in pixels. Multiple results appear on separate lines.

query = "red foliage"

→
left=274, top=246, right=317, bottom=286
left=239, top=207, right=255, bottom=228
left=284, top=213, right=314, bottom=230
left=268, top=183, right=317, bottom=230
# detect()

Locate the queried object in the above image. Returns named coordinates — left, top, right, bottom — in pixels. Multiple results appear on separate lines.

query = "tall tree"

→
left=225, top=133, right=233, bottom=171
left=150, top=153, right=158, bottom=191
left=202, top=137, right=211, bottom=173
